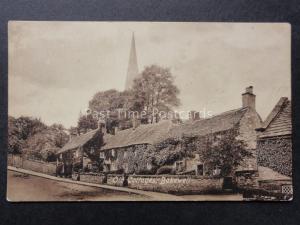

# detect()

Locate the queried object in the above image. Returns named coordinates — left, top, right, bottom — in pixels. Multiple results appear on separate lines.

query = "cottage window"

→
left=175, top=161, right=184, bottom=172
left=213, top=166, right=221, bottom=176
left=100, top=152, right=105, bottom=159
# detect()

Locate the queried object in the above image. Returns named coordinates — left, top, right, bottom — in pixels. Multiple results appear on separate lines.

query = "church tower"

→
left=125, top=33, right=139, bottom=90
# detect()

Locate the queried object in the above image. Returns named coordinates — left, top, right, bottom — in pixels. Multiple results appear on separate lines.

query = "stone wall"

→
left=8, top=154, right=56, bottom=175
left=127, top=175, right=224, bottom=194
left=107, top=174, right=125, bottom=186
left=72, top=172, right=106, bottom=184
left=235, top=171, right=259, bottom=189
left=22, top=159, right=56, bottom=175
left=258, top=179, right=292, bottom=194
left=257, top=136, right=292, bottom=176
left=7, top=154, right=23, bottom=167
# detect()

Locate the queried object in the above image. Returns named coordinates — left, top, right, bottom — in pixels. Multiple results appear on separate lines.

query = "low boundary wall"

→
left=72, top=172, right=106, bottom=184
left=107, top=174, right=125, bottom=187
left=8, top=154, right=56, bottom=176
left=104, top=174, right=224, bottom=194
left=127, top=175, right=224, bottom=194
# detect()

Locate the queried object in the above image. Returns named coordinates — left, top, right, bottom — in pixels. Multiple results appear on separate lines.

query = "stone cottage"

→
left=99, top=86, right=262, bottom=177
left=170, top=86, right=262, bottom=175
left=100, top=120, right=176, bottom=174
left=256, top=97, right=292, bottom=177
left=56, top=128, right=103, bottom=176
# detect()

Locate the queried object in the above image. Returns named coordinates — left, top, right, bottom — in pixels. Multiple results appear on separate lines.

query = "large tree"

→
left=88, top=65, right=181, bottom=127
left=131, top=65, right=180, bottom=123
left=89, top=89, right=132, bottom=113
left=202, top=131, right=252, bottom=176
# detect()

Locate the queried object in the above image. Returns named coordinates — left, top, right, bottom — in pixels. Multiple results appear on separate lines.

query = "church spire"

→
left=125, top=33, right=139, bottom=90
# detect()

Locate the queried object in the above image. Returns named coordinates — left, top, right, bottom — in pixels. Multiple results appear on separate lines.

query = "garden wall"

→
left=8, top=154, right=56, bottom=175
left=258, top=179, right=292, bottom=194
left=7, top=154, right=23, bottom=167
left=234, top=171, right=259, bottom=189
left=127, top=175, right=224, bottom=194
left=107, top=174, right=125, bottom=186
left=72, top=172, right=106, bottom=184
left=22, top=159, right=56, bottom=175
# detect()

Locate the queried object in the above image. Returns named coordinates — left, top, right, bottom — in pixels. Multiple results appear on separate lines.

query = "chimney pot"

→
left=246, top=86, right=253, bottom=94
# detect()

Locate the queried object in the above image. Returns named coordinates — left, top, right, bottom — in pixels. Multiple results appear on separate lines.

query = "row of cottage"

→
left=56, top=86, right=292, bottom=189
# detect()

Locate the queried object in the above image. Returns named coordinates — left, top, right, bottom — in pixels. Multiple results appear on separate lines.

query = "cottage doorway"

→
left=196, top=164, right=204, bottom=176
left=223, top=177, right=233, bottom=190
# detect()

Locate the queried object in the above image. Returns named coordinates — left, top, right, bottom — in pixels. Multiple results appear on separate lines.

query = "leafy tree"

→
left=69, top=126, right=79, bottom=136
left=131, top=65, right=180, bottom=123
left=14, top=116, right=47, bottom=139
left=202, top=131, right=252, bottom=176
left=77, top=113, right=98, bottom=134
left=88, top=65, right=181, bottom=127
left=8, top=116, right=46, bottom=154
left=50, top=124, right=69, bottom=148
left=89, top=89, right=132, bottom=113
left=88, top=89, right=134, bottom=130
left=8, top=116, right=69, bottom=161
left=8, top=116, right=23, bottom=154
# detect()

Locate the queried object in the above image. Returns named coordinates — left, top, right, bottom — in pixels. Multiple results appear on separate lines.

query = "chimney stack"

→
left=132, top=118, right=141, bottom=129
left=242, top=86, right=256, bottom=109
left=189, top=110, right=200, bottom=121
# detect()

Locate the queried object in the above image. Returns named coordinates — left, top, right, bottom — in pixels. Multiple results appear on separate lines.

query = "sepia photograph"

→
left=7, top=21, right=292, bottom=201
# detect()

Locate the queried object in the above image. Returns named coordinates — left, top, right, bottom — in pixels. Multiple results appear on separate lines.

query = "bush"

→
left=156, top=165, right=174, bottom=175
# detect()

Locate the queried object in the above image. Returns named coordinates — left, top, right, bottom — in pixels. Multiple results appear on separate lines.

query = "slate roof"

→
left=57, top=129, right=100, bottom=154
left=101, top=107, right=249, bottom=150
left=170, top=107, right=249, bottom=138
left=257, top=97, right=291, bottom=138
left=102, top=120, right=176, bottom=150
left=258, top=166, right=291, bottom=181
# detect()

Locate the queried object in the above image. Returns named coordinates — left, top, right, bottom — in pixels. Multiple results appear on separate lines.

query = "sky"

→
left=8, top=22, right=291, bottom=128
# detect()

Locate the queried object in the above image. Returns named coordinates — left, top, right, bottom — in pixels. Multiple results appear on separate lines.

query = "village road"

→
left=7, top=170, right=243, bottom=201
left=7, top=171, right=149, bottom=201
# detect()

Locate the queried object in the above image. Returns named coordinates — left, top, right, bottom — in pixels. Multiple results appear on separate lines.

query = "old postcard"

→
left=7, top=22, right=292, bottom=201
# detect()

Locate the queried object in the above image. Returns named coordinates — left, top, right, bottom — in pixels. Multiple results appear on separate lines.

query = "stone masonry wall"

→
left=127, top=175, right=224, bottom=194
left=8, top=154, right=56, bottom=175
left=107, top=174, right=125, bottom=186
left=72, top=172, right=106, bottom=184
left=257, top=136, right=292, bottom=177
